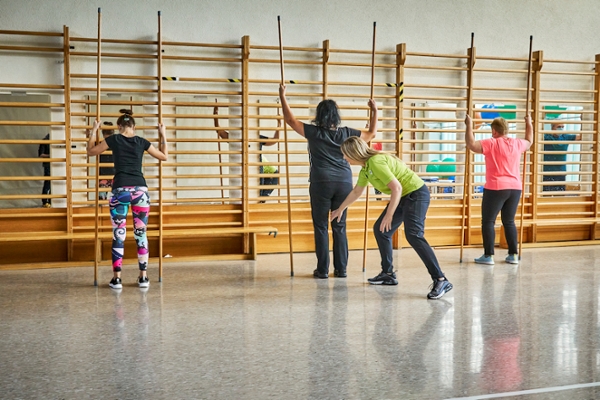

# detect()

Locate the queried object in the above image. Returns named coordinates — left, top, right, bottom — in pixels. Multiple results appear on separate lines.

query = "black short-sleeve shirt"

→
left=303, top=123, right=361, bottom=183
left=104, top=134, right=151, bottom=188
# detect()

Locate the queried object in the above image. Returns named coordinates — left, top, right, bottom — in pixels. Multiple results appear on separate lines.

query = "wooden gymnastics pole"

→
left=459, top=32, right=475, bottom=263
left=362, top=21, right=376, bottom=272
left=518, top=35, right=533, bottom=260
left=158, top=11, right=164, bottom=281
left=277, top=16, right=295, bottom=276
left=93, top=7, right=102, bottom=286
left=214, top=99, right=225, bottom=203
left=276, top=99, right=282, bottom=202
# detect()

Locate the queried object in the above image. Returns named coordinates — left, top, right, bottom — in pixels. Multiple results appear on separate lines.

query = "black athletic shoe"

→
left=313, top=269, right=328, bottom=279
left=368, top=271, right=398, bottom=285
left=427, top=279, right=453, bottom=299
left=138, top=276, right=150, bottom=288
left=109, top=277, right=122, bottom=289
left=333, top=270, right=347, bottom=278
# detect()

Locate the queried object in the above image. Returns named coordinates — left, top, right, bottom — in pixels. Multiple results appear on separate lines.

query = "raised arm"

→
left=465, top=114, right=483, bottom=154
left=147, top=123, right=168, bottom=161
left=279, top=84, right=305, bottom=137
left=87, top=120, right=109, bottom=156
left=330, top=185, right=366, bottom=222
left=524, top=114, right=533, bottom=149
left=360, top=98, right=378, bottom=142
left=261, top=115, right=281, bottom=147
left=213, top=102, right=229, bottom=139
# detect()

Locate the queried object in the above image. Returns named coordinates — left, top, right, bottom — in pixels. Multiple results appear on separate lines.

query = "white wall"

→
left=1, top=0, right=599, bottom=61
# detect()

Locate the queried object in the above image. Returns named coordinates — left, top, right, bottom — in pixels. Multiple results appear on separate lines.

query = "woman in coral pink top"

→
left=465, top=114, right=532, bottom=265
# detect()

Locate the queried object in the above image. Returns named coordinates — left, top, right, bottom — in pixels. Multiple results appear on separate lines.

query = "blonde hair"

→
left=490, top=117, right=508, bottom=135
left=340, top=136, right=397, bottom=164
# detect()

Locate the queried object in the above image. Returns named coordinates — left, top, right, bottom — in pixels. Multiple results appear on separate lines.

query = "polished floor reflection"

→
left=1, top=246, right=600, bottom=399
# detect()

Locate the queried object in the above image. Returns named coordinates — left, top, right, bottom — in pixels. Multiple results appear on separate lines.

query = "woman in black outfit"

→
left=87, top=110, right=168, bottom=289
left=279, top=84, right=377, bottom=278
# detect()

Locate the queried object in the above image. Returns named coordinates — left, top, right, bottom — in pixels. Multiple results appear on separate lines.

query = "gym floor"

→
left=1, top=246, right=599, bottom=399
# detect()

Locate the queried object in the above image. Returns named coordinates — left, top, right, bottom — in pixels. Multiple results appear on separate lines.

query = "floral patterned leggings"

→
left=109, top=186, right=150, bottom=272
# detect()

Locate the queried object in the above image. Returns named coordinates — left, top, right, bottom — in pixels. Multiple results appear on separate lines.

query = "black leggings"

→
left=481, top=189, right=521, bottom=256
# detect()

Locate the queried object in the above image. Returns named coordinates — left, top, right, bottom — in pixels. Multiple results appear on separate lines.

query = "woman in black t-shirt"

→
left=279, top=84, right=378, bottom=278
left=87, top=109, right=168, bottom=289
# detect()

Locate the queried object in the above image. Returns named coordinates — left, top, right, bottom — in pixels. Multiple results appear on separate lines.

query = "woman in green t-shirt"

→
left=330, top=137, right=452, bottom=299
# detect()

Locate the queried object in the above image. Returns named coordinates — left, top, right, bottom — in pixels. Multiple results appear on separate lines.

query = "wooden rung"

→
left=164, top=40, right=240, bottom=49
left=539, top=99, right=596, bottom=104
left=0, top=176, right=66, bottom=181
left=0, top=30, right=63, bottom=37
left=474, top=67, right=528, bottom=74
left=473, top=86, right=527, bottom=92
left=328, top=61, right=397, bottom=69
left=540, top=70, right=596, bottom=76
left=405, top=84, right=467, bottom=90
left=404, top=128, right=465, bottom=133
left=0, top=45, right=62, bottom=53
left=161, top=198, right=243, bottom=204
left=71, top=87, right=158, bottom=93
left=163, top=89, right=241, bottom=96
left=250, top=58, right=321, bottom=66
left=0, top=140, right=64, bottom=145
left=406, top=52, right=468, bottom=60
left=0, top=157, right=64, bottom=163
left=539, top=88, right=597, bottom=94
left=477, top=55, right=532, bottom=62
left=70, top=51, right=157, bottom=60
left=71, top=37, right=156, bottom=45
left=163, top=56, right=241, bottom=63
left=72, top=99, right=156, bottom=105
left=256, top=44, right=323, bottom=53
left=404, top=95, right=466, bottom=101
left=543, top=58, right=597, bottom=65
left=405, top=65, right=467, bottom=72
left=331, top=48, right=395, bottom=56
left=0, top=101, right=64, bottom=107
left=405, top=106, right=467, bottom=111
left=71, top=73, right=156, bottom=81
left=405, top=117, right=462, bottom=123
left=473, top=97, right=528, bottom=103
left=0, top=83, right=63, bottom=90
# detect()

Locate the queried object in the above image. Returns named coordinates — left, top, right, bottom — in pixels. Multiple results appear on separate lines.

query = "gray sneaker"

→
left=368, top=271, right=398, bottom=285
left=427, top=279, right=453, bottom=299
left=505, top=254, right=519, bottom=264
left=474, top=254, right=494, bottom=265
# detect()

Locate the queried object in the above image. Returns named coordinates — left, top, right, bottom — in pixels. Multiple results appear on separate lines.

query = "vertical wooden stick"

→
left=214, top=99, right=225, bottom=203
left=519, top=35, right=533, bottom=259
left=278, top=16, right=295, bottom=276
left=93, top=7, right=102, bottom=286
left=460, top=32, right=475, bottom=263
left=362, top=21, right=376, bottom=272
left=157, top=11, right=165, bottom=281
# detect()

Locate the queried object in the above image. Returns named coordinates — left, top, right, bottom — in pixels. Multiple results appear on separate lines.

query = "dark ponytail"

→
left=101, top=121, right=114, bottom=137
left=117, top=109, right=135, bottom=128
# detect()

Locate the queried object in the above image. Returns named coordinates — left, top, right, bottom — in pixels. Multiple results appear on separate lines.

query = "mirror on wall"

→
left=0, top=93, right=52, bottom=209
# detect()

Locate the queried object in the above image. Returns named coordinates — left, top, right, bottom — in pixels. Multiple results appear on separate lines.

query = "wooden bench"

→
left=0, top=226, right=278, bottom=280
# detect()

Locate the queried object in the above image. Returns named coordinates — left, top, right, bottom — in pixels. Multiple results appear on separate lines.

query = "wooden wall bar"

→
left=1, top=26, right=600, bottom=270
